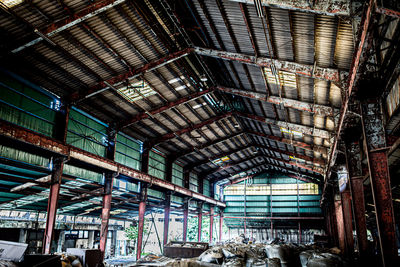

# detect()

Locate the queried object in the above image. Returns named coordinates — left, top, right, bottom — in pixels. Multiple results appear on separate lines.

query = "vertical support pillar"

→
left=198, top=202, right=203, bottom=242
left=163, top=193, right=171, bottom=246
left=53, top=104, right=70, bottom=143
left=43, top=157, right=64, bottom=254
left=334, top=195, right=346, bottom=253
left=165, top=158, right=173, bottom=183
left=183, top=198, right=189, bottom=242
left=298, top=222, right=301, bottom=244
left=141, top=142, right=152, bottom=173
left=361, top=101, right=397, bottom=266
left=346, top=135, right=369, bottom=259
left=136, top=186, right=147, bottom=261
left=209, top=206, right=214, bottom=244
left=184, top=169, right=190, bottom=189
left=106, top=127, right=117, bottom=160
left=341, top=189, right=354, bottom=256
left=100, top=173, right=114, bottom=260
left=219, top=211, right=223, bottom=242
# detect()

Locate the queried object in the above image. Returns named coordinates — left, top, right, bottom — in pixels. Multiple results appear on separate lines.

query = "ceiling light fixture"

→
left=200, top=74, right=208, bottom=82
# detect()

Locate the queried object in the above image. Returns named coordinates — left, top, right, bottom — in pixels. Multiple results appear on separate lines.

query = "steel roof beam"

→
left=174, top=131, right=246, bottom=159
left=247, top=130, right=328, bottom=155
left=202, top=154, right=262, bottom=177
left=118, top=88, right=215, bottom=130
left=261, top=155, right=324, bottom=175
left=149, top=112, right=232, bottom=146
left=218, top=86, right=338, bottom=117
left=194, top=47, right=347, bottom=83
left=228, top=0, right=350, bottom=16
left=11, top=0, right=127, bottom=53
left=237, top=112, right=333, bottom=139
left=69, top=47, right=193, bottom=103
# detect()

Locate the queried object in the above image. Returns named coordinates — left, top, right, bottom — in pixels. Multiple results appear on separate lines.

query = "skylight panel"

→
left=117, top=80, right=156, bottom=102
left=264, top=68, right=297, bottom=88
left=212, top=156, right=230, bottom=165
left=0, top=0, right=24, bottom=8
left=280, top=127, right=303, bottom=137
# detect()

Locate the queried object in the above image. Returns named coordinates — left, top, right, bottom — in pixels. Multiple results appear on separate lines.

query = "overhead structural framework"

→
left=194, top=47, right=347, bottom=84
left=11, top=0, right=127, bottom=53
left=217, top=86, right=338, bottom=117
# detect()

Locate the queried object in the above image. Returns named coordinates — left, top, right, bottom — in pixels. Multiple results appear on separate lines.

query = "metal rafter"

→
left=247, top=129, right=328, bottom=155
left=11, top=0, right=127, bottom=53
left=194, top=47, right=347, bottom=84
left=218, top=86, right=338, bottom=116
left=237, top=112, right=333, bottom=139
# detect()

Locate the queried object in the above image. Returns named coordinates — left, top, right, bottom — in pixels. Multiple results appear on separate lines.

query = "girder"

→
left=195, top=47, right=347, bottom=83
left=218, top=86, right=338, bottom=116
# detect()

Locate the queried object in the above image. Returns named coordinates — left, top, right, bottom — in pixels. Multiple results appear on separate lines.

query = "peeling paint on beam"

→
left=375, top=6, right=400, bottom=18
left=218, top=86, right=338, bottom=116
left=0, top=120, right=224, bottom=207
left=12, top=0, right=127, bottom=53
left=236, top=112, right=333, bottom=139
left=195, top=47, right=347, bottom=83
left=247, top=130, right=328, bottom=155
left=228, top=0, right=350, bottom=16
left=118, top=88, right=215, bottom=129
left=70, top=48, right=193, bottom=103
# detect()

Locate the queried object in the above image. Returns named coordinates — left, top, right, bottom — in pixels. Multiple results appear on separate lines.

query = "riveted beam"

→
left=228, top=0, right=350, bottom=16
left=0, top=119, right=225, bottom=207
left=247, top=130, right=328, bottom=155
left=11, top=0, right=127, bottom=53
left=118, top=88, right=215, bottom=130
left=217, top=86, right=338, bottom=116
left=237, top=112, right=333, bottom=139
left=150, top=112, right=232, bottom=146
left=69, top=48, right=193, bottom=103
left=194, top=47, right=346, bottom=83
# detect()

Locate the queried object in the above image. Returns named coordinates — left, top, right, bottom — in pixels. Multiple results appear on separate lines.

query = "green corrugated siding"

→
left=63, top=164, right=103, bottom=184
left=66, top=108, right=107, bottom=157
left=115, top=133, right=141, bottom=170
left=171, top=195, right=183, bottom=204
left=0, top=72, right=56, bottom=137
left=147, top=188, right=165, bottom=199
left=148, top=150, right=165, bottom=179
left=172, top=163, right=184, bottom=187
left=203, top=179, right=210, bottom=197
left=189, top=172, right=198, bottom=192
left=0, top=145, right=50, bottom=168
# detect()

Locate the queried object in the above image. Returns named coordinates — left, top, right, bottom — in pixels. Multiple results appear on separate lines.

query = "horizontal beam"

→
left=224, top=216, right=324, bottom=220
left=375, top=6, right=400, bottom=18
left=175, top=131, right=246, bottom=159
left=69, top=48, right=193, bottom=103
left=228, top=0, right=349, bottom=16
left=218, top=86, right=338, bottom=116
left=247, top=130, right=328, bottom=155
left=237, top=112, right=333, bottom=139
left=195, top=47, right=346, bottom=83
left=0, top=120, right=225, bottom=207
left=151, top=112, right=232, bottom=145
left=118, top=88, right=215, bottom=129
left=202, top=154, right=262, bottom=176
left=12, top=0, right=127, bottom=53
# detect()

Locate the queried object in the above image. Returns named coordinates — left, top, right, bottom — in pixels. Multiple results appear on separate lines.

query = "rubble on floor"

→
left=133, top=237, right=348, bottom=267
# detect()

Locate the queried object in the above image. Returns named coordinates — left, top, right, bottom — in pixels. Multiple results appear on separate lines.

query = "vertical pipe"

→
left=183, top=199, right=189, bottom=242
left=361, top=101, right=397, bottom=266
left=209, top=206, right=214, bottom=244
left=136, top=187, right=147, bottom=261
left=334, top=197, right=346, bottom=253
left=219, top=212, right=223, bottom=242
left=244, top=179, right=247, bottom=237
left=341, top=189, right=354, bottom=256
left=100, top=173, right=114, bottom=259
left=345, top=139, right=368, bottom=258
left=43, top=158, right=64, bottom=254
left=163, top=194, right=171, bottom=246
left=198, top=205, right=203, bottom=242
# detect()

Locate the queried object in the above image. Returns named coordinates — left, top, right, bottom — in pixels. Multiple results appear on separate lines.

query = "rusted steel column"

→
left=345, top=140, right=368, bottom=258
left=42, top=157, right=64, bottom=254
left=334, top=197, right=346, bottom=253
left=361, top=101, right=397, bottom=266
left=198, top=202, right=203, bottom=242
left=163, top=193, right=171, bottom=246
left=141, top=142, right=151, bottom=173
left=183, top=199, right=189, bottom=242
left=53, top=104, right=70, bottom=143
left=136, top=186, right=147, bottom=261
left=106, top=127, right=117, bottom=160
left=184, top=169, right=190, bottom=189
left=165, top=158, right=173, bottom=183
left=219, top=212, right=223, bottom=242
left=298, top=222, right=302, bottom=244
left=209, top=206, right=214, bottom=243
left=100, top=173, right=114, bottom=259
left=341, top=189, right=354, bottom=256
